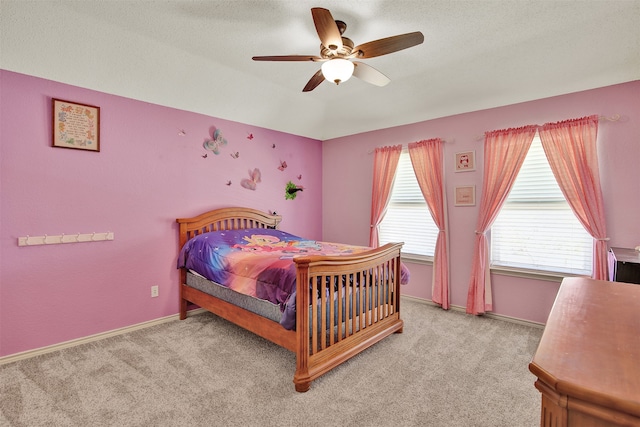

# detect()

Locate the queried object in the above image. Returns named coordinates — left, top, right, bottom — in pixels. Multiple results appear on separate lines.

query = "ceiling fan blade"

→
left=353, top=32, right=424, bottom=59
left=252, top=55, right=323, bottom=62
left=352, top=62, right=390, bottom=87
left=302, top=69, right=325, bottom=92
left=311, top=7, right=343, bottom=51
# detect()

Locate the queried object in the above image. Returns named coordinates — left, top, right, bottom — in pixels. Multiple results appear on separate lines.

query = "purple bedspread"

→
left=177, top=228, right=409, bottom=329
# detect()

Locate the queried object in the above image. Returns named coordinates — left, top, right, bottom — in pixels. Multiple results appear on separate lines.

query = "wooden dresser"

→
left=529, top=277, right=640, bottom=426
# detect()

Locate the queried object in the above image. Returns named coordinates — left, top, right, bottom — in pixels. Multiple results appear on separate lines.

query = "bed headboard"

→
left=176, top=207, right=282, bottom=248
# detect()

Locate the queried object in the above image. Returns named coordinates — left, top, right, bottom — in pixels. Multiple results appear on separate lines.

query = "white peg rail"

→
left=18, top=232, right=114, bottom=247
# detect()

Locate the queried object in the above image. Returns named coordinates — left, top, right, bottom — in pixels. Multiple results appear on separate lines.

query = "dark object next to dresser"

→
left=608, top=247, right=640, bottom=284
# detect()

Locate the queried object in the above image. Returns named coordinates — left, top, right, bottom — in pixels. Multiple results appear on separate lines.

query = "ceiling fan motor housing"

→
left=321, top=37, right=354, bottom=59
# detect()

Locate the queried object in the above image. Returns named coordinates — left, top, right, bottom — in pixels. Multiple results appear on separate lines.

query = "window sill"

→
left=401, top=253, right=433, bottom=265
left=490, top=265, right=589, bottom=283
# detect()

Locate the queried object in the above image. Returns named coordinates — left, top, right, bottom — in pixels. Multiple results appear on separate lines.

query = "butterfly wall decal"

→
left=203, top=128, right=228, bottom=155
left=226, top=180, right=232, bottom=186
left=247, top=133, right=254, bottom=140
left=240, top=168, right=261, bottom=191
left=230, top=152, right=239, bottom=159
left=297, top=174, right=302, bottom=180
left=202, top=154, right=208, bottom=158
left=278, top=160, right=287, bottom=171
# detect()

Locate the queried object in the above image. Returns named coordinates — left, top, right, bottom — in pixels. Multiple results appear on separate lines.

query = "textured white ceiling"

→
left=2, top=0, right=639, bottom=140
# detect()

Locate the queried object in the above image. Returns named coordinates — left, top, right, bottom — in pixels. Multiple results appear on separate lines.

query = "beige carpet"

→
left=0, top=298, right=543, bottom=426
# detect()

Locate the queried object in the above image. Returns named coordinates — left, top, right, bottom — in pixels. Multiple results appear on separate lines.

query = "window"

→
left=491, top=134, right=593, bottom=275
left=378, top=151, right=439, bottom=258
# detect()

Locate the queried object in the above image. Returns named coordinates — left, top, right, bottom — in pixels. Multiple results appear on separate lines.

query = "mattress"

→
left=186, top=270, right=282, bottom=323
left=186, top=269, right=392, bottom=334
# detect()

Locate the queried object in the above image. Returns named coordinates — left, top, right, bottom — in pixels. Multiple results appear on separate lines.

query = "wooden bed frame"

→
left=176, top=207, right=404, bottom=392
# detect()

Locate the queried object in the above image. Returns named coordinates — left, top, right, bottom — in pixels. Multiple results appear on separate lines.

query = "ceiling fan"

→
left=252, top=7, right=424, bottom=92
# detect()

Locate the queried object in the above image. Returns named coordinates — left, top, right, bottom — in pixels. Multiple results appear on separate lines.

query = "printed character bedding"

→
left=177, top=228, right=409, bottom=329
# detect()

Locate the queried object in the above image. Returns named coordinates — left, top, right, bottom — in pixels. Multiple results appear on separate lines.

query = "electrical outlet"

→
left=151, top=285, right=159, bottom=298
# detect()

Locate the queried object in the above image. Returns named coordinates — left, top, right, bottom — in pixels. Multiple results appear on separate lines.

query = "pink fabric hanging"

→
left=538, top=115, right=609, bottom=280
left=408, top=139, right=450, bottom=309
left=467, top=125, right=537, bottom=315
left=369, top=145, right=402, bottom=247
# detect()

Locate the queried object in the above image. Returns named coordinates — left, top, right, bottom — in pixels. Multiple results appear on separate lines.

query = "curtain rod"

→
left=368, top=139, right=451, bottom=154
left=368, top=115, right=622, bottom=152
left=473, top=114, right=623, bottom=141
left=600, top=114, right=622, bottom=122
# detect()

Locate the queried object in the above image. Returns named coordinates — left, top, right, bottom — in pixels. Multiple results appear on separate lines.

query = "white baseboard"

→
left=0, top=308, right=206, bottom=366
left=2, top=298, right=544, bottom=366
left=401, top=295, right=545, bottom=329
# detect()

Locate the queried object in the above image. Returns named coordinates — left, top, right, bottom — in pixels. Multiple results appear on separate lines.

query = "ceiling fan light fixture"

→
left=321, top=58, right=354, bottom=85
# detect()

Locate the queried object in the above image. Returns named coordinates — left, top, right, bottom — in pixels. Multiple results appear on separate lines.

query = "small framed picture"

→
left=455, top=151, right=475, bottom=172
left=52, top=98, right=100, bottom=152
left=454, top=185, right=476, bottom=206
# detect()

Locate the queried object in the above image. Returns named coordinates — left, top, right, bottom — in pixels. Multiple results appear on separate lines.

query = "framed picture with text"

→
left=455, top=150, right=475, bottom=172
left=52, top=98, right=100, bottom=152
left=454, top=185, right=476, bottom=206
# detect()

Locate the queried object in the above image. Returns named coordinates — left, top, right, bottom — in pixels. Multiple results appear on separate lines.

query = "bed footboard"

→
left=293, top=242, right=404, bottom=392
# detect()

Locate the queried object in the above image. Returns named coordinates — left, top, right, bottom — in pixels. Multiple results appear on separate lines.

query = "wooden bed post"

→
left=177, top=220, right=189, bottom=320
left=293, top=260, right=312, bottom=392
left=394, top=256, right=403, bottom=334
left=179, top=269, right=188, bottom=320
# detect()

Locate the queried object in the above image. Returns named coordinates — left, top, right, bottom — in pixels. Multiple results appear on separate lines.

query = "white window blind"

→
left=491, top=135, right=593, bottom=275
left=379, top=151, right=439, bottom=257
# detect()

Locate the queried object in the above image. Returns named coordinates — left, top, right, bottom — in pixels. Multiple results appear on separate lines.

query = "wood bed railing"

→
left=177, top=207, right=282, bottom=249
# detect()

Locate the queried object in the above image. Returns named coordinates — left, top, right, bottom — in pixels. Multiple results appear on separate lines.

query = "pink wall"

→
left=2, top=69, right=638, bottom=358
left=323, top=80, right=640, bottom=323
left=0, top=70, right=322, bottom=357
